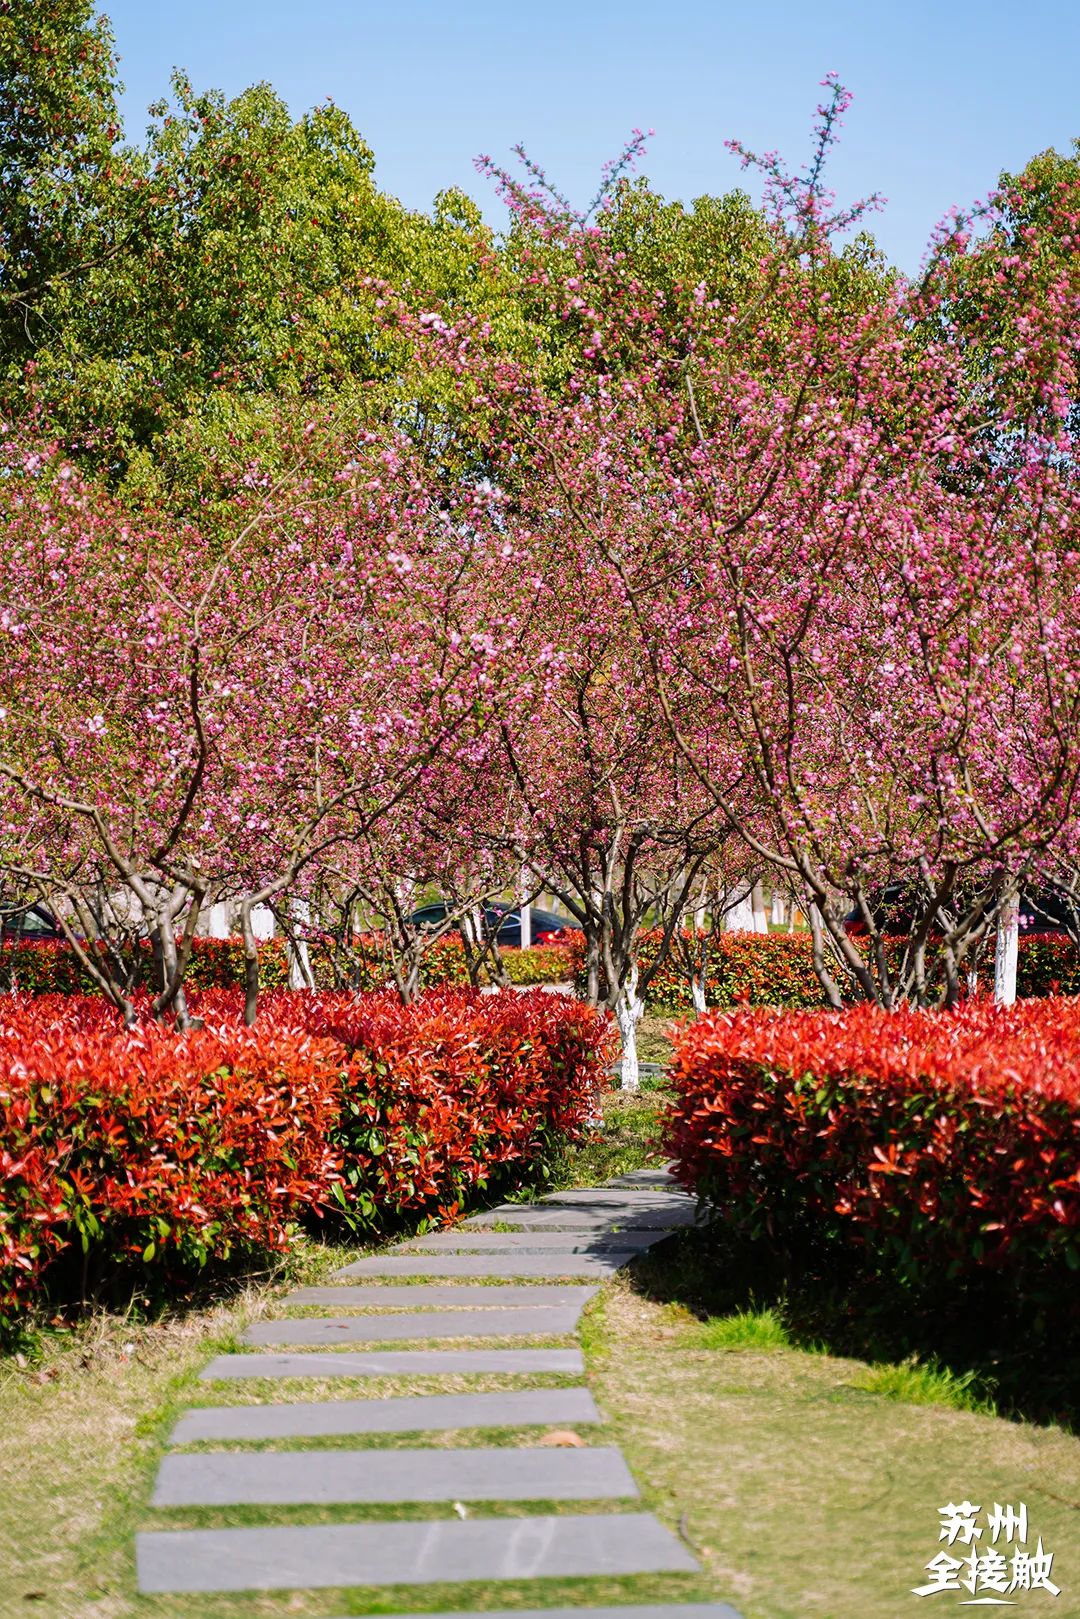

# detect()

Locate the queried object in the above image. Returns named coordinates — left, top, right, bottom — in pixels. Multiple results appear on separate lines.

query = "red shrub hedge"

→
left=665, top=996, right=1080, bottom=1296
left=0, top=988, right=611, bottom=1331
left=0, top=1000, right=340, bottom=1325
left=277, top=987, right=609, bottom=1227
left=0, top=933, right=573, bottom=996
left=0, top=935, right=290, bottom=995
left=568, top=927, right=1080, bottom=1012
left=309, top=933, right=573, bottom=991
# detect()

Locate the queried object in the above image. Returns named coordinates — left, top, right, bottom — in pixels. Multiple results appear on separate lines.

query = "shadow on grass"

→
left=627, top=1222, right=1080, bottom=1431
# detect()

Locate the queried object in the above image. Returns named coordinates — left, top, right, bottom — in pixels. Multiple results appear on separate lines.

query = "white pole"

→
left=993, top=895, right=1019, bottom=1006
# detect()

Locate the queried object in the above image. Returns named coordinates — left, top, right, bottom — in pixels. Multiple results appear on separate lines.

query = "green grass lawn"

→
left=4, top=1073, right=1079, bottom=1619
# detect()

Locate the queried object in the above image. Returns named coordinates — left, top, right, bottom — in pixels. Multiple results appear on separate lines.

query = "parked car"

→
left=409, top=901, right=581, bottom=950
left=0, top=900, right=65, bottom=941
left=842, top=882, right=1073, bottom=938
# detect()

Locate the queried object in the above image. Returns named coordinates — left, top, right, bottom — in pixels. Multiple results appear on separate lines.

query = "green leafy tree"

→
left=0, top=0, right=129, bottom=361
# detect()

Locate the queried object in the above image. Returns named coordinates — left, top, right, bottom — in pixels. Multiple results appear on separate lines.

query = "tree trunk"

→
left=240, top=903, right=260, bottom=1026
left=690, top=974, right=707, bottom=1013
left=807, top=903, right=845, bottom=1009
left=994, top=895, right=1020, bottom=1006
left=286, top=898, right=315, bottom=990
left=519, top=865, right=532, bottom=950
left=584, top=933, right=601, bottom=1006
left=724, top=888, right=755, bottom=930
left=613, top=964, right=645, bottom=1092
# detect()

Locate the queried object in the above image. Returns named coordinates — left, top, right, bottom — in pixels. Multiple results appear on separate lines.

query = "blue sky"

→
left=102, top=0, right=1079, bottom=273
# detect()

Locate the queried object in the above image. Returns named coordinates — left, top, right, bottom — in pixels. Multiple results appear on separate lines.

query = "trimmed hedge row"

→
left=308, top=933, right=573, bottom=990
left=0, top=935, right=290, bottom=995
left=567, top=928, right=1080, bottom=1013
left=6, top=927, right=1077, bottom=1009
left=589, top=930, right=826, bottom=1014
left=0, top=988, right=612, bottom=1332
left=664, top=996, right=1080, bottom=1305
left=0, top=934, right=573, bottom=996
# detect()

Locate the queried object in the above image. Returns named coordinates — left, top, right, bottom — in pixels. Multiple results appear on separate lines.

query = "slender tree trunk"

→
left=584, top=931, right=601, bottom=1006
left=994, top=895, right=1020, bottom=1006
left=240, top=902, right=260, bottom=1026
left=285, top=898, right=315, bottom=990
left=807, top=903, right=845, bottom=1009
left=519, top=865, right=532, bottom=950
left=690, top=974, right=707, bottom=1013
left=612, top=963, right=645, bottom=1092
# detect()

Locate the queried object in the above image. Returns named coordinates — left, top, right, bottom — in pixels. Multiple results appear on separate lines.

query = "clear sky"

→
left=101, top=0, right=1079, bottom=274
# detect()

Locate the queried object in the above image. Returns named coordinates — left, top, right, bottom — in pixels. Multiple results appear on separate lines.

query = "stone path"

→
left=136, top=1169, right=744, bottom=1618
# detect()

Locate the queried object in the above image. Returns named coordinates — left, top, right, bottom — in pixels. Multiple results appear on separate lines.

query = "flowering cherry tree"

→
left=0, top=418, right=536, bottom=1023
left=439, top=80, right=1080, bottom=1011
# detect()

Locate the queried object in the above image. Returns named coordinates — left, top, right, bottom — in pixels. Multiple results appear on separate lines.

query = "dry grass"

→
left=588, top=1270, right=1080, bottom=1619
left=0, top=1280, right=269, bottom=1619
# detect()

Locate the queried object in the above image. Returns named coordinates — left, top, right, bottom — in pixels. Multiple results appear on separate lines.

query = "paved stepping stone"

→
left=242, top=1305, right=582, bottom=1346
left=200, top=1346, right=584, bottom=1380
left=540, top=1191, right=693, bottom=1204
left=332, top=1253, right=635, bottom=1280
left=393, top=1230, right=659, bottom=1252
left=153, top=1443, right=638, bottom=1507
left=169, top=1385, right=602, bottom=1444
left=326, top=1607, right=744, bottom=1619
left=136, top=1511, right=698, bottom=1592
left=280, top=1283, right=598, bottom=1310
left=463, top=1211, right=702, bottom=1230
left=605, top=1171, right=684, bottom=1190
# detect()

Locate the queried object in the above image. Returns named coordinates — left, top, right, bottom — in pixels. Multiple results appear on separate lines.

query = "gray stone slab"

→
left=332, top=1253, right=634, bottom=1280
left=169, top=1385, right=602, bottom=1444
left=280, top=1283, right=598, bottom=1310
left=241, top=1305, right=582, bottom=1347
left=540, top=1188, right=693, bottom=1206
left=153, top=1444, right=638, bottom=1507
left=393, top=1230, right=659, bottom=1253
left=461, top=1205, right=697, bottom=1231
left=605, top=1168, right=684, bottom=1190
left=136, top=1511, right=698, bottom=1592
left=321, top=1607, right=743, bottom=1619
left=456, top=1211, right=693, bottom=1230
left=199, top=1347, right=584, bottom=1381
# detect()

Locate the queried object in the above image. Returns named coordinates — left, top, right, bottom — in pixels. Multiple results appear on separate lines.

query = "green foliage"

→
left=0, top=0, right=124, bottom=362
left=547, top=1086, right=665, bottom=1191
left=694, top=1307, right=792, bottom=1352
left=855, top=1355, right=996, bottom=1416
left=0, top=14, right=895, bottom=510
left=0, top=40, right=517, bottom=499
